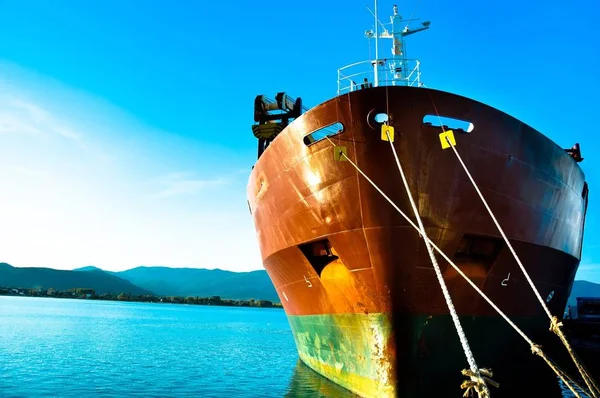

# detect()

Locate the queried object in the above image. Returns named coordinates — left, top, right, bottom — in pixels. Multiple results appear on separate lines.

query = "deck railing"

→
left=337, top=59, right=422, bottom=96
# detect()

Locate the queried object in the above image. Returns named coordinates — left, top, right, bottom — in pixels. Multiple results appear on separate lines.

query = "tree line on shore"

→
left=0, top=286, right=282, bottom=308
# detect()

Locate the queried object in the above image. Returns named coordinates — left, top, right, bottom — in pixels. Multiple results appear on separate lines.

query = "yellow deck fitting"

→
left=381, top=124, right=395, bottom=142
left=439, top=129, right=456, bottom=149
left=334, top=146, right=347, bottom=161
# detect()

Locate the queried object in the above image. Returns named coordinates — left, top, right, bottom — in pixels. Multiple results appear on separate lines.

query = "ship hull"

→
left=287, top=312, right=569, bottom=396
left=247, top=86, right=588, bottom=397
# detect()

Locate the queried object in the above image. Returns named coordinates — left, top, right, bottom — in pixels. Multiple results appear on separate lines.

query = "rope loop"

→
left=550, top=316, right=563, bottom=334
left=530, top=343, right=543, bottom=357
left=461, top=369, right=497, bottom=398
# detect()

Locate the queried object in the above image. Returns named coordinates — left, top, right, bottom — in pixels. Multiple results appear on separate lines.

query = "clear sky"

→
left=0, top=0, right=598, bottom=280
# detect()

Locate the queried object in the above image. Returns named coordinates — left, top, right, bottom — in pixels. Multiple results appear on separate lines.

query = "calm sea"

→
left=0, top=297, right=580, bottom=397
left=0, top=296, right=355, bottom=397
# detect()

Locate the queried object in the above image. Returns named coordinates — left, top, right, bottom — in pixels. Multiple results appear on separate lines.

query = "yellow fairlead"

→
left=334, top=146, right=347, bottom=161
left=440, top=129, right=456, bottom=149
left=381, top=124, right=395, bottom=142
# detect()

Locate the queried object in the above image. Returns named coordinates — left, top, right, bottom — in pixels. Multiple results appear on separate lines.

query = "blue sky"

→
left=0, top=0, right=598, bottom=280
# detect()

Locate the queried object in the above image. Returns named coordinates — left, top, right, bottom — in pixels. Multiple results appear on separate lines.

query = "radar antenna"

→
left=365, top=3, right=431, bottom=87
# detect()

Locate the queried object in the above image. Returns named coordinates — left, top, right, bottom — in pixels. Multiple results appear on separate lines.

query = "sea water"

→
left=0, top=297, right=578, bottom=397
left=0, top=296, right=354, bottom=397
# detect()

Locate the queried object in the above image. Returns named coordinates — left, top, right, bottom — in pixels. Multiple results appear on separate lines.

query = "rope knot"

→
left=550, top=316, right=563, bottom=334
left=461, top=368, right=498, bottom=397
left=530, top=343, right=543, bottom=357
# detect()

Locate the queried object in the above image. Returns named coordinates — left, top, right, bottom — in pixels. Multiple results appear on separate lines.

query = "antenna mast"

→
left=364, top=4, right=431, bottom=88
left=373, top=0, right=379, bottom=86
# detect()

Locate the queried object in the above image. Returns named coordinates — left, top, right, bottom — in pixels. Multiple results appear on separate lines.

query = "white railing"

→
left=337, top=59, right=422, bottom=96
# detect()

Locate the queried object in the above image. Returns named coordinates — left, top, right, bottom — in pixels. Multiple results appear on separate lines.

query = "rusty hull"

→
left=247, top=86, right=588, bottom=397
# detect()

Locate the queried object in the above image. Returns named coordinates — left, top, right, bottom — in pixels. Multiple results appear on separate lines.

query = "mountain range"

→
left=1, top=262, right=598, bottom=306
left=566, top=280, right=600, bottom=308
left=0, top=263, right=279, bottom=301
left=0, top=262, right=152, bottom=296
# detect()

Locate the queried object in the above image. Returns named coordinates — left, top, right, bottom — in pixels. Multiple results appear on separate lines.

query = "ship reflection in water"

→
left=285, top=358, right=595, bottom=397
left=285, top=360, right=359, bottom=397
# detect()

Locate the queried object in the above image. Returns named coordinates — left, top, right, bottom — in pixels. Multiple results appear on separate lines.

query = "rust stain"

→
left=248, top=85, right=587, bottom=396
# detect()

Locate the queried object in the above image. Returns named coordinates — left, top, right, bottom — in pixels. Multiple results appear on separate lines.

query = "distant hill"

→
left=105, top=266, right=279, bottom=302
left=1, top=262, right=279, bottom=301
left=567, top=280, right=600, bottom=308
left=111, top=269, right=591, bottom=305
left=74, top=266, right=104, bottom=272
left=10, top=262, right=596, bottom=306
left=0, top=263, right=152, bottom=295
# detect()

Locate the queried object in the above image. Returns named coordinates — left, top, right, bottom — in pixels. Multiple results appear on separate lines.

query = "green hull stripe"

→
left=287, top=313, right=395, bottom=397
left=286, top=312, right=559, bottom=397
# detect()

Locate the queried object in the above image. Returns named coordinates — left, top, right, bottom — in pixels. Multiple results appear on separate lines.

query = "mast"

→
left=339, top=3, right=430, bottom=94
left=391, top=4, right=430, bottom=84
left=373, top=0, right=379, bottom=87
left=366, top=3, right=431, bottom=87
left=391, top=4, right=404, bottom=82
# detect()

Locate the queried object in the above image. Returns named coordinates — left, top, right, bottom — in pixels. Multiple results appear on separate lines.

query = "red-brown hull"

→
left=247, top=86, right=588, bottom=396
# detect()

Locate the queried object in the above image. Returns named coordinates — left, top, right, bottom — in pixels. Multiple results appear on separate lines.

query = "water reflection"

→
left=284, top=359, right=358, bottom=397
left=558, top=377, right=589, bottom=398
left=284, top=359, right=593, bottom=397
left=557, top=340, right=600, bottom=398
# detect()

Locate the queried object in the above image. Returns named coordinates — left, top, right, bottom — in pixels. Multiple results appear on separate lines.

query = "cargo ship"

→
left=246, top=3, right=589, bottom=397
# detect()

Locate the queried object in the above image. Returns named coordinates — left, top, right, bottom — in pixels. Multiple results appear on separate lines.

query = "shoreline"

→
left=0, top=287, right=283, bottom=309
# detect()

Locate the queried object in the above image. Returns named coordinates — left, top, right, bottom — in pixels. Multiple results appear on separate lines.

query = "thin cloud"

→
left=0, top=96, right=86, bottom=148
left=0, top=61, right=262, bottom=273
left=9, top=165, right=50, bottom=178
left=154, top=172, right=229, bottom=198
left=0, top=112, right=43, bottom=137
left=11, top=99, right=51, bottom=123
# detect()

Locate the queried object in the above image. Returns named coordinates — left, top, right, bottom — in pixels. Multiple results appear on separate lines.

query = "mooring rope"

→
left=441, top=133, right=600, bottom=398
left=383, top=129, right=491, bottom=397
left=325, top=135, right=589, bottom=398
